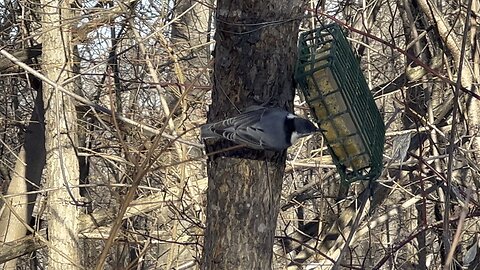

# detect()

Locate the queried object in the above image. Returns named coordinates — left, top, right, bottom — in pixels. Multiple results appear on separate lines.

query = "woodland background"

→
left=0, top=0, right=479, bottom=269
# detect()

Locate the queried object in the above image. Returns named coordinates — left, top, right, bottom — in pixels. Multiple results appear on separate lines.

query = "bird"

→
left=201, top=106, right=320, bottom=151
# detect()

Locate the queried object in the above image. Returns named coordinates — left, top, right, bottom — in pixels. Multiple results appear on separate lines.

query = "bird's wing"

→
left=233, top=108, right=283, bottom=150
left=201, top=108, right=266, bottom=142
left=242, top=105, right=266, bottom=112
left=232, top=125, right=268, bottom=149
left=201, top=107, right=289, bottom=150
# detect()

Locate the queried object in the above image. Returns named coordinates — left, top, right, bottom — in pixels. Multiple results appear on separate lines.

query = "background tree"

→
left=40, top=0, right=81, bottom=267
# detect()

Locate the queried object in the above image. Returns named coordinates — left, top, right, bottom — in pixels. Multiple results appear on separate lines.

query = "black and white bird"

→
left=201, top=106, right=319, bottom=151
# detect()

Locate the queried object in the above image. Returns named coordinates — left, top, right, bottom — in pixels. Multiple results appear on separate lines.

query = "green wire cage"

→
left=295, top=23, right=385, bottom=183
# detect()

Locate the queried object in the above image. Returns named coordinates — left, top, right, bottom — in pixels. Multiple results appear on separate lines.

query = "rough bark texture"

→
left=40, top=0, right=81, bottom=268
left=202, top=1, right=304, bottom=269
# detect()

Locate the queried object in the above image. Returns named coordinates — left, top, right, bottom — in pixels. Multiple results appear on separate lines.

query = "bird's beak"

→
left=314, top=126, right=325, bottom=133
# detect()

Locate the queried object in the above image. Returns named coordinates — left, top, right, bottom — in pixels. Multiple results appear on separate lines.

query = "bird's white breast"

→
left=290, top=131, right=301, bottom=145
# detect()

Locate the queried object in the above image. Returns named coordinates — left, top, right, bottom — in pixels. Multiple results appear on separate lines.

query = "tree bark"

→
left=202, top=1, right=305, bottom=269
left=40, top=0, right=81, bottom=268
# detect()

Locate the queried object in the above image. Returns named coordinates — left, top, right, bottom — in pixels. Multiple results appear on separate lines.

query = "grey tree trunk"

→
left=202, top=1, right=305, bottom=269
left=40, top=0, right=81, bottom=268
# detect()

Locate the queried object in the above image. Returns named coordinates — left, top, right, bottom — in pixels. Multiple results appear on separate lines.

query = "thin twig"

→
left=443, top=0, right=473, bottom=257
left=0, top=49, right=203, bottom=149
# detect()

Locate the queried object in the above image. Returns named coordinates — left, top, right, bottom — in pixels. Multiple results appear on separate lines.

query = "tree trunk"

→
left=0, top=90, right=45, bottom=270
left=40, top=0, right=81, bottom=268
left=202, top=1, right=305, bottom=269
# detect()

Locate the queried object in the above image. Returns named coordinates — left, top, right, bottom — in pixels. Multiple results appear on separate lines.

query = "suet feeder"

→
left=295, top=23, right=385, bottom=183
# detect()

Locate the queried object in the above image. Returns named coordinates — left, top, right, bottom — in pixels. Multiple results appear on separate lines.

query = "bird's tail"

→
left=200, top=124, right=216, bottom=139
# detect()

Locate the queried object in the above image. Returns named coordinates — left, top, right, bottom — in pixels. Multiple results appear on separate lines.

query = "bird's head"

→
left=289, top=116, right=320, bottom=145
